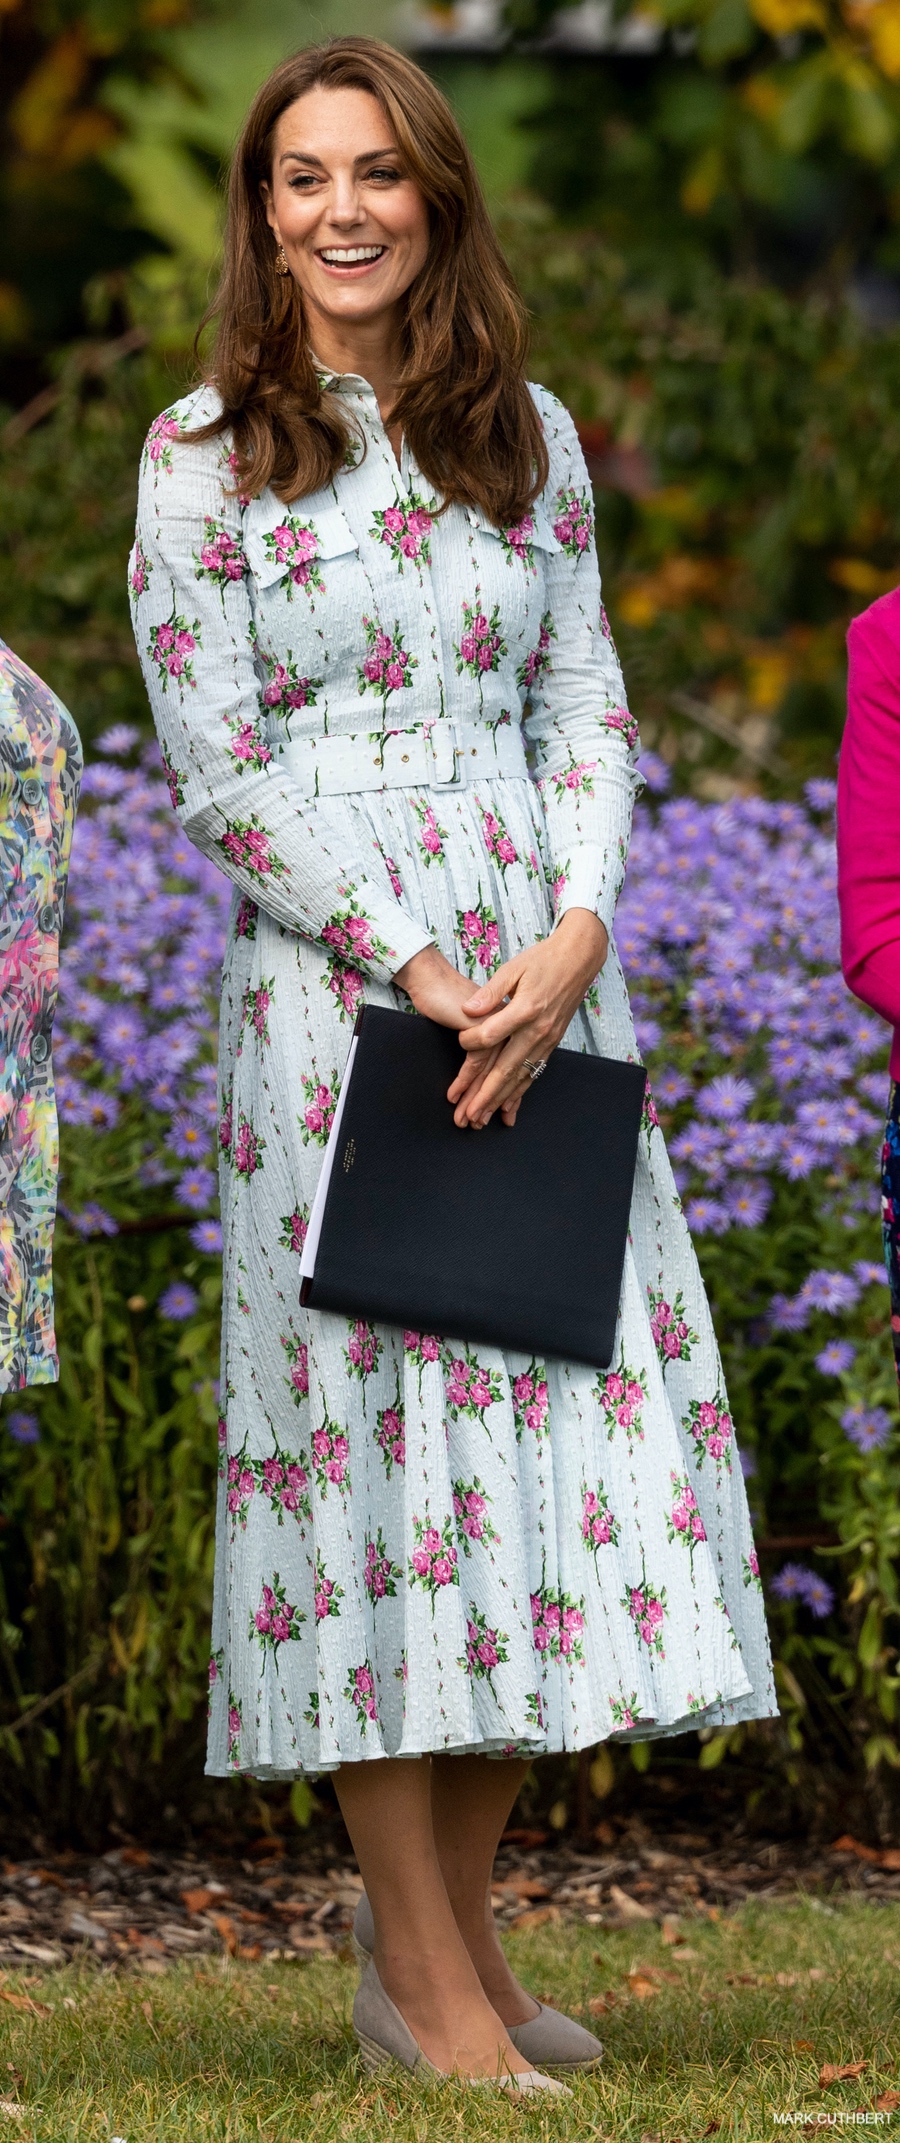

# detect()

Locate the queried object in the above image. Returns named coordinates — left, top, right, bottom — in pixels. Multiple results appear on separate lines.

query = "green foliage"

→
left=504, top=203, right=900, bottom=780
left=500, top=0, right=900, bottom=288
left=0, top=339, right=186, bottom=752
left=0, top=1225, right=220, bottom=1839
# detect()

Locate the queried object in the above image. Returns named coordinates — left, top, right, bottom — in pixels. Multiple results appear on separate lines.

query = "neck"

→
left=308, top=303, right=405, bottom=423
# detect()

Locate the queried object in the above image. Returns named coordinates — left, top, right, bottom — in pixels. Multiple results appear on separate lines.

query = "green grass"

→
left=1, top=1899, right=898, bottom=2140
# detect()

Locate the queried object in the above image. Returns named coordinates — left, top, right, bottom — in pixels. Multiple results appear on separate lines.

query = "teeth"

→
left=320, top=246, right=385, bottom=264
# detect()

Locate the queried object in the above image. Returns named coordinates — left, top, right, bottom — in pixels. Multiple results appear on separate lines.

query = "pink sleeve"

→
left=837, top=592, right=900, bottom=1028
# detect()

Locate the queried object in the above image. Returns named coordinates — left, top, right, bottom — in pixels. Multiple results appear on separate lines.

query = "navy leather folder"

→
left=299, top=1004, right=646, bottom=1371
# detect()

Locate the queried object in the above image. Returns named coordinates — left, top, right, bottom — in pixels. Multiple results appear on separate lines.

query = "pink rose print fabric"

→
left=0, top=641, right=81, bottom=1392
left=129, top=369, right=774, bottom=1778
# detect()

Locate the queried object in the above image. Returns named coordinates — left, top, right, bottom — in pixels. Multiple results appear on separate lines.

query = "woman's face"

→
left=263, top=86, right=431, bottom=339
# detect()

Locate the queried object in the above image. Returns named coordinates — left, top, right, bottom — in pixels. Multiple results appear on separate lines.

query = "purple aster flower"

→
left=69, top=1203, right=119, bottom=1238
left=804, top=778, right=837, bottom=813
left=6, top=1411, right=39, bottom=1444
left=140, top=1155, right=173, bottom=1186
left=100, top=1007, right=147, bottom=1062
left=96, top=723, right=141, bottom=757
left=803, top=1574, right=835, bottom=1617
left=174, top=1167, right=217, bottom=1210
left=167, top=1113, right=211, bottom=1160
left=739, top=1447, right=757, bottom=1479
left=655, top=1067, right=691, bottom=1107
left=769, top=1294, right=811, bottom=1331
left=772, top=1561, right=814, bottom=1601
left=800, top=1270, right=862, bottom=1312
left=782, top=1141, right=819, bottom=1181
left=190, top=1218, right=223, bottom=1254
left=816, top=1340, right=857, bottom=1376
left=841, top=1405, right=894, bottom=1452
left=696, top=1074, right=756, bottom=1121
left=159, top=1282, right=199, bottom=1321
left=854, top=1260, right=888, bottom=1288
left=686, top=1195, right=730, bottom=1235
left=725, top=1181, right=772, bottom=1228
left=637, top=750, right=672, bottom=794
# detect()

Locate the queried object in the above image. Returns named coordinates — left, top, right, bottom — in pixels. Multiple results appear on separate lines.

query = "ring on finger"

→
left=522, top=1056, right=547, bottom=1082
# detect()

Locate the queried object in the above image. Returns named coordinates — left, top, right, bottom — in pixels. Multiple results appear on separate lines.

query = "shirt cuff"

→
left=552, top=842, right=625, bottom=940
left=359, top=888, right=435, bottom=982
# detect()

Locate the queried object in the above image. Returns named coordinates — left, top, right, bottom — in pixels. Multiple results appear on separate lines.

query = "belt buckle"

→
left=429, top=722, right=465, bottom=789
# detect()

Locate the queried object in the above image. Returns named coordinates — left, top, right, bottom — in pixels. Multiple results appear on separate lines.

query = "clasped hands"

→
left=394, top=908, right=609, bottom=1130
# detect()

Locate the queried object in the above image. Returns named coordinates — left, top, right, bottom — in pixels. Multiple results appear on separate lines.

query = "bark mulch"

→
left=2, top=1820, right=898, bottom=1974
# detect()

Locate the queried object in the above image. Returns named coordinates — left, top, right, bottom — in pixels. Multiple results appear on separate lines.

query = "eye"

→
left=366, top=165, right=401, bottom=183
left=288, top=172, right=320, bottom=191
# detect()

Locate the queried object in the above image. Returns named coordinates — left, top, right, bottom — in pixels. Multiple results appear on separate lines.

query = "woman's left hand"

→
left=447, top=908, right=609, bottom=1129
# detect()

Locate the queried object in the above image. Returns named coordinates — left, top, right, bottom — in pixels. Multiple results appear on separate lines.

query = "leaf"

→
left=609, top=1883, right=654, bottom=1921
left=858, top=1600, right=883, bottom=1670
left=181, top=1888, right=214, bottom=1913
left=509, top=1904, right=561, bottom=1930
left=625, top=1969, right=663, bottom=1998
left=661, top=1916, right=684, bottom=1945
left=819, top=2062, right=868, bottom=2087
left=588, top=1992, right=619, bottom=2015
left=875, top=2095, right=900, bottom=2113
left=211, top=1912, right=238, bottom=1957
left=703, top=2122, right=722, bottom=2134
left=0, top=1991, right=50, bottom=2017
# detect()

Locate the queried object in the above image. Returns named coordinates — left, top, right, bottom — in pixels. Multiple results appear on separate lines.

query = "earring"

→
left=274, top=243, right=290, bottom=277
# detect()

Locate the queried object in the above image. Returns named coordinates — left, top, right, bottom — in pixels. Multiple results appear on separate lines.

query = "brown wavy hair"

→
left=190, top=36, right=548, bottom=523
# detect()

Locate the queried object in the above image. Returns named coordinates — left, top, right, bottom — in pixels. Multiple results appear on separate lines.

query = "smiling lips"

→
left=317, top=244, right=387, bottom=273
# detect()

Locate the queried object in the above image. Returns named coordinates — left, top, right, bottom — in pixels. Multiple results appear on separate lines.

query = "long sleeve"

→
left=838, top=591, right=900, bottom=1032
left=128, top=395, right=433, bottom=983
left=524, top=390, right=642, bottom=937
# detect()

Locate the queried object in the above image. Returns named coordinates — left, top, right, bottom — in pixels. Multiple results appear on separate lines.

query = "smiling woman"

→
left=187, top=41, right=547, bottom=521
left=129, top=32, right=775, bottom=2093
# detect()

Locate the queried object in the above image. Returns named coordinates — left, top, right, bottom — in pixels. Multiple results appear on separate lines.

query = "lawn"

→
left=0, top=1897, right=897, bottom=2141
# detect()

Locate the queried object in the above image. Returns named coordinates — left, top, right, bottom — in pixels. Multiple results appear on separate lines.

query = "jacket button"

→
left=22, top=776, right=42, bottom=807
left=31, top=1033, right=50, bottom=1064
left=38, top=904, right=56, bottom=932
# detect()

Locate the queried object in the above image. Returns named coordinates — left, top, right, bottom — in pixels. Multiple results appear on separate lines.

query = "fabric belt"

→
left=274, top=719, right=529, bottom=798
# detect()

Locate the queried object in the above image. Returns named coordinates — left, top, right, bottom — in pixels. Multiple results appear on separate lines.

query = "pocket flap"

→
left=245, top=495, right=359, bottom=588
left=465, top=507, right=561, bottom=558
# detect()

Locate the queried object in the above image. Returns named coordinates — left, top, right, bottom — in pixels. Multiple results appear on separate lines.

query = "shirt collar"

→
left=310, top=352, right=376, bottom=398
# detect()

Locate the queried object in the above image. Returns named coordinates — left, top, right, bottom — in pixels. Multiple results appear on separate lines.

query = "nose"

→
left=324, top=174, right=366, bottom=228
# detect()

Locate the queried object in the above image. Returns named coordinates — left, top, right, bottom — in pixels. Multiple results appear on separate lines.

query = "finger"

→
left=459, top=1045, right=546, bottom=1124
left=457, top=997, right=543, bottom=1054
left=460, top=957, right=522, bottom=1015
left=447, top=1045, right=500, bottom=1105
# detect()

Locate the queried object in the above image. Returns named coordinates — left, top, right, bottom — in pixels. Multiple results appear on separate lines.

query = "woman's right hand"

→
left=393, top=944, right=503, bottom=1117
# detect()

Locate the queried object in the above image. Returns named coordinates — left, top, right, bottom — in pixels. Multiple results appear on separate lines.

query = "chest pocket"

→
left=244, top=495, right=359, bottom=594
left=465, top=506, right=561, bottom=577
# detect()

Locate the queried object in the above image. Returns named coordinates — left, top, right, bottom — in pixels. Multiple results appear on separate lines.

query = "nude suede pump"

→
left=352, top=1893, right=604, bottom=2073
left=353, top=1958, right=572, bottom=2093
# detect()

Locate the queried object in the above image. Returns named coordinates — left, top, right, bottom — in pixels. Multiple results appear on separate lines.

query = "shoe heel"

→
left=355, top=2029, right=393, bottom=2074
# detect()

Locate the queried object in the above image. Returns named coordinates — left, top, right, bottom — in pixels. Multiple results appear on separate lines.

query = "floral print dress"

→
left=130, top=369, right=776, bottom=1777
left=1, top=640, right=82, bottom=1391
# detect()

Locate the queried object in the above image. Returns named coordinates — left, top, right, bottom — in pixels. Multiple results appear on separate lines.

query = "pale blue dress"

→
left=129, top=369, right=777, bottom=1777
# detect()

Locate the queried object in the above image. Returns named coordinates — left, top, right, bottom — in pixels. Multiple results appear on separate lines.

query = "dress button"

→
left=22, top=776, right=42, bottom=807
left=471, top=748, right=477, bottom=756
left=401, top=753, right=409, bottom=764
left=31, top=1033, right=50, bottom=1064
left=38, top=904, right=56, bottom=933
